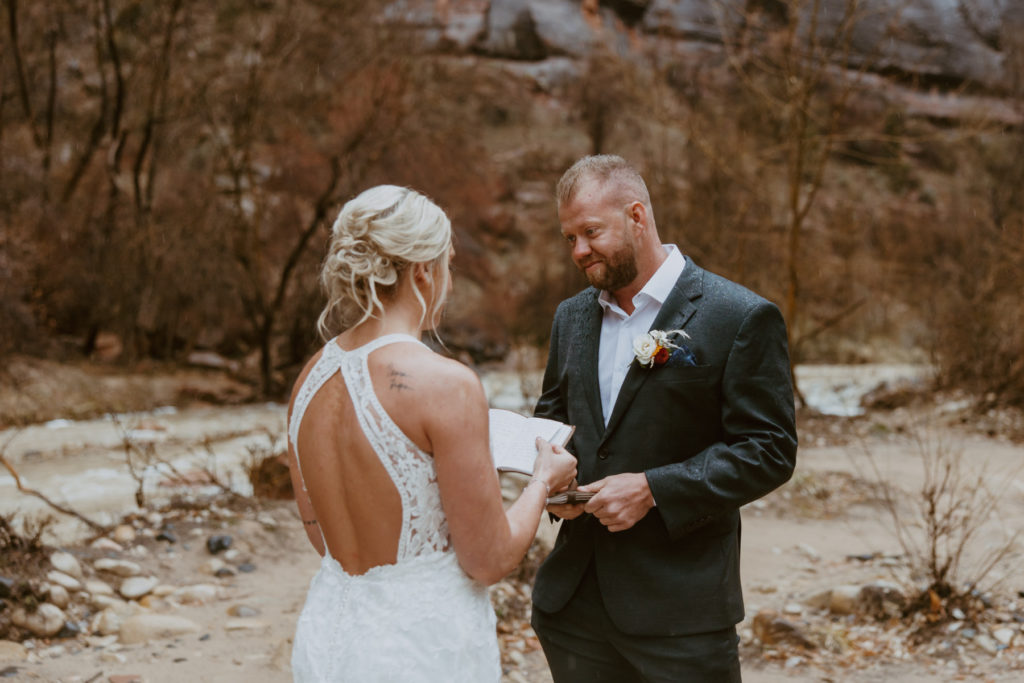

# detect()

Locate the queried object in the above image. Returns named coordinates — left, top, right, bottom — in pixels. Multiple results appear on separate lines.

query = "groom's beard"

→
left=580, top=246, right=638, bottom=293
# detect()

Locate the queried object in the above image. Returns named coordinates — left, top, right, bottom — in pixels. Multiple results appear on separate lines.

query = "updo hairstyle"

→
left=317, top=185, right=452, bottom=338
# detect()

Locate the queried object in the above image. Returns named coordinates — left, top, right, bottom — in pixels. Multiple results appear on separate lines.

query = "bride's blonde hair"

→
left=317, top=185, right=452, bottom=338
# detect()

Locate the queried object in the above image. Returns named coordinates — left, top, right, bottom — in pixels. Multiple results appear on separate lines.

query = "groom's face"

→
left=559, top=180, right=639, bottom=294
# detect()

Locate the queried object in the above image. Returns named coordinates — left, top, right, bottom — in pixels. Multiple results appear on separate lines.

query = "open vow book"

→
left=488, top=409, right=574, bottom=476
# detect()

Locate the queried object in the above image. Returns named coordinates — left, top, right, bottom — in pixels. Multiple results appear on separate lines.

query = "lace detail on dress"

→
left=288, top=335, right=450, bottom=560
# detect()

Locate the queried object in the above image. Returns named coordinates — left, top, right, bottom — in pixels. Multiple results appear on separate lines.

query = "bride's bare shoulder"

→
left=366, top=345, right=481, bottom=415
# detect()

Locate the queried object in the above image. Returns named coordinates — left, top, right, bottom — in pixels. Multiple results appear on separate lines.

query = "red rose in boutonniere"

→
left=632, top=329, right=692, bottom=369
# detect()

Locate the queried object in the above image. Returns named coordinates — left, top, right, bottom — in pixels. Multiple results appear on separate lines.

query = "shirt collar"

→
left=598, top=245, right=686, bottom=315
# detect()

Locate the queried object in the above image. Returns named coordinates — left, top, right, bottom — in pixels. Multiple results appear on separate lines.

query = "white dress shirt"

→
left=597, top=245, right=686, bottom=424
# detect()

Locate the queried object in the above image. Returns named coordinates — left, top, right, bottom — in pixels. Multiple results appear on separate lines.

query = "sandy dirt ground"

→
left=1, top=365, right=1023, bottom=682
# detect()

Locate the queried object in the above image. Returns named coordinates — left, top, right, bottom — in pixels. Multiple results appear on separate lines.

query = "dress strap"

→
left=288, top=342, right=344, bottom=492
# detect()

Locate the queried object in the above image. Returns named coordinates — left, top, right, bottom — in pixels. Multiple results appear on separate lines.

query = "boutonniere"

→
left=632, top=329, right=694, bottom=369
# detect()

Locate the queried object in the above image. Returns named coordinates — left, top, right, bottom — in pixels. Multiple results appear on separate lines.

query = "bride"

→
left=287, top=185, right=577, bottom=682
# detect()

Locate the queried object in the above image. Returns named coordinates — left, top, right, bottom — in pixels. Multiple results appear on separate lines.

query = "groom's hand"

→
left=546, top=479, right=586, bottom=520
left=580, top=473, right=655, bottom=532
left=546, top=502, right=586, bottom=520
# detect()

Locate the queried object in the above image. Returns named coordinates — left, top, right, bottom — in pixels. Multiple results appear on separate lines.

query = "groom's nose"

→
left=572, top=238, right=592, bottom=262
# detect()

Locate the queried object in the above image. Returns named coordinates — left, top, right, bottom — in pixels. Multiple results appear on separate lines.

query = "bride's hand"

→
left=533, top=438, right=577, bottom=494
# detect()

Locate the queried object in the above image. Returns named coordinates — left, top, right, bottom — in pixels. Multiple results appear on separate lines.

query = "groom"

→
left=531, top=155, right=798, bottom=682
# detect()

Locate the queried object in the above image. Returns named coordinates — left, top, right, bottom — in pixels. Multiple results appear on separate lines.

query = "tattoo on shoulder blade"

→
left=387, top=364, right=413, bottom=391
left=303, top=519, right=318, bottom=526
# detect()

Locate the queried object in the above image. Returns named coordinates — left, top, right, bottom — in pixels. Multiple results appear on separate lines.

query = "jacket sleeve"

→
left=534, top=305, right=569, bottom=424
left=644, top=301, right=798, bottom=539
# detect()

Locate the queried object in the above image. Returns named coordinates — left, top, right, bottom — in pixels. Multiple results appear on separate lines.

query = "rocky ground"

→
left=1, top=362, right=1024, bottom=682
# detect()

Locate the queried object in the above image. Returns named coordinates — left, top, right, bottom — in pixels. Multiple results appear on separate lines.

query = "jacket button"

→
left=597, top=447, right=608, bottom=460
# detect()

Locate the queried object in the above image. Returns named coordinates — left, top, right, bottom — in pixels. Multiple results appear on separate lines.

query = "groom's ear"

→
left=628, top=201, right=648, bottom=233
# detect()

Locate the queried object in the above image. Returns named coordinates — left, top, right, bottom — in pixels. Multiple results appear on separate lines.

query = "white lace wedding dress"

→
left=288, top=334, right=500, bottom=682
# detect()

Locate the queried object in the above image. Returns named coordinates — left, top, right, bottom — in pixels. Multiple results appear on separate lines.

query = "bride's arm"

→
left=426, top=363, right=575, bottom=585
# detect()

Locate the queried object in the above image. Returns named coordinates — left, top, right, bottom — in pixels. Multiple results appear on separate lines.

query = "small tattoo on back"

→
left=388, top=364, right=412, bottom=391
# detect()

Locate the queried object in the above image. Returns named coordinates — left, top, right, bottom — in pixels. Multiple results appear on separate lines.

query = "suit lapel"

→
left=599, top=260, right=704, bottom=445
left=575, top=291, right=606, bottom=437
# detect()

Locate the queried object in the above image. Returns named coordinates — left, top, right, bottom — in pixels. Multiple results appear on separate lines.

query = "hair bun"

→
left=317, top=185, right=452, bottom=336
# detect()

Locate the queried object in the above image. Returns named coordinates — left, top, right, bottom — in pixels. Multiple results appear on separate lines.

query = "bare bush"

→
left=244, top=435, right=292, bottom=500
left=853, top=421, right=1020, bottom=623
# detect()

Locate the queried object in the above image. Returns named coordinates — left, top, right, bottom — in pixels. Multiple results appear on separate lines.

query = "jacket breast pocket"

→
left=650, top=364, right=716, bottom=385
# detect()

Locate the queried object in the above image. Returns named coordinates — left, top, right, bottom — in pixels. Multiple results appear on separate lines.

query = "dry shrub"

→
left=245, top=440, right=293, bottom=500
left=0, top=515, right=52, bottom=573
left=853, top=421, right=1020, bottom=626
left=0, top=515, right=54, bottom=640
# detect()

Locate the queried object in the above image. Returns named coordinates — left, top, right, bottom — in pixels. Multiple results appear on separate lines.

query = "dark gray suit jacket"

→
left=532, top=257, right=798, bottom=636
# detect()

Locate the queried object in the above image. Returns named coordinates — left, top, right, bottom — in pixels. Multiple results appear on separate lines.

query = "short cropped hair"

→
left=555, top=154, right=651, bottom=209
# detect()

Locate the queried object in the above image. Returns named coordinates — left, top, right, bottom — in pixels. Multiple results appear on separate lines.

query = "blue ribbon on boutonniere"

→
left=669, top=343, right=698, bottom=368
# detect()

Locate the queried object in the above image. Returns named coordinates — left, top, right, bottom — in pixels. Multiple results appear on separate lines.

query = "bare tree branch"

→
left=0, top=431, right=111, bottom=534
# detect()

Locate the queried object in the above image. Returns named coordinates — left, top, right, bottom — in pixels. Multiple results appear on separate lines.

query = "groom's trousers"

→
left=531, top=562, right=742, bottom=683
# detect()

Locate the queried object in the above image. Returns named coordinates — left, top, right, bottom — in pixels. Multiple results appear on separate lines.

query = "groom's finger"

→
left=547, top=503, right=585, bottom=519
left=583, top=492, right=606, bottom=515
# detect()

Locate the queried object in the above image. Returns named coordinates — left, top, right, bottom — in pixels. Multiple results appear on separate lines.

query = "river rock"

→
left=801, top=588, right=832, bottom=610
left=200, top=558, right=227, bottom=576
left=49, top=551, right=83, bottom=579
left=156, top=529, right=177, bottom=543
left=173, top=584, right=219, bottom=605
left=90, top=609, right=121, bottom=636
left=993, top=627, right=1015, bottom=647
left=112, top=525, right=136, bottom=544
left=227, top=604, right=260, bottom=618
left=46, top=570, right=82, bottom=592
left=11, top=604, right=65, bottom=637
left=976, top=633, right=999, bottom=654
left=90, top=537, right=124, bottom=552
left=127, top=544, right=149, bottom=558
left=225, top=618, right=272, bottom=631
left=89, top=594, right=126, bottom=611
left=0, top=640, right=28, bottom=662
left=45, top=584, right=70, bottom=609
left=206, top=535, right=233, bottom=554
left=85, top=579, right=115, bottom=596
left=94, top=558, right=142, bottom=577
left=119, top=576, right=158, bottom=599
left=119, top=614, right=201, bottom=644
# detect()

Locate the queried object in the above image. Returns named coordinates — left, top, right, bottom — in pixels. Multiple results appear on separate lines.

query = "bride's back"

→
left=291, top=336, right=445, bottom=575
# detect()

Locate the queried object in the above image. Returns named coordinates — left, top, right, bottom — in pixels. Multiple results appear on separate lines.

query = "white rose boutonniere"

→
left=632, top=329, right=694, bottom=369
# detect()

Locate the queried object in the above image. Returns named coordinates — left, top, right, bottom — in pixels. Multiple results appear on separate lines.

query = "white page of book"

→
left=488, top=409, right=568, bottom=474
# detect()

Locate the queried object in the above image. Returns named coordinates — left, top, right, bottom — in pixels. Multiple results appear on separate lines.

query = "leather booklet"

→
left=544, top=490, right=594, bottom=506
left=488, top=408, right=575, bottom=476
